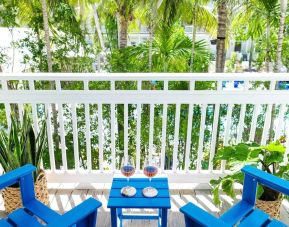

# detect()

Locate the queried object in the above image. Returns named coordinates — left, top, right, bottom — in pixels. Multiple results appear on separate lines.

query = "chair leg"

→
left=76, top=211, right=97, bottom=227
left=184, top=216, right=203, bottom=227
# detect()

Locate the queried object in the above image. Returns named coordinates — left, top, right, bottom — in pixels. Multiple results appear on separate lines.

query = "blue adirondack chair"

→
left=180, top=165, right=289, bottom=227
left=0, top=164, right=102, bottom=227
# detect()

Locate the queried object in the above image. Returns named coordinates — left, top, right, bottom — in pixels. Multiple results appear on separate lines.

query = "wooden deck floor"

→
left=1, top=188, right=289, bottom=226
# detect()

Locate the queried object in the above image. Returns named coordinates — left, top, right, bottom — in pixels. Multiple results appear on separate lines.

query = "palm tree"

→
left=181, top=0, right=217, bottom=72
left=93, top=3, right=105, bottom=51
left=130, top=24, right=211, bottom=72
left=215, top=0, right=227, bottom=73
left=40, top=0, right=53, bottom=72
left=252, top=0, right=279, bottom=72
left=135, top=0, right=163, bottom=71
left=275, top=0, right=288, bottom=72
left=114, top=0, right=137, bottom=48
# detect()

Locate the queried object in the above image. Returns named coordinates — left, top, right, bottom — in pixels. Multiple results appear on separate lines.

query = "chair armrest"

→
left=180, top=203, right=229, bottom=227
left=47, top=198, right=102, bottom=227
left=0, top=165, right=36, bottom=189
left=242, top=165, right=289, bottom=196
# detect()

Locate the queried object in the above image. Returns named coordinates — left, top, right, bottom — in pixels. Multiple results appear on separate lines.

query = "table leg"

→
left=110, top=208, right=117, bottom=227
left=161, top=208, right=168, bottom=227
left=117, top=209, right=123, bottom=227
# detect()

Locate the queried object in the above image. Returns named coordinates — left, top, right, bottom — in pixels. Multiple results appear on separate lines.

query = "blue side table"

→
left=107, top=178, right=171, bottom=227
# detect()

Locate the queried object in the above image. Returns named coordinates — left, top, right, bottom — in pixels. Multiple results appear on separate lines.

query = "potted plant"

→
left=210, top=140, right=289, bottom=218
left=0, top=110, right=49, bottom=213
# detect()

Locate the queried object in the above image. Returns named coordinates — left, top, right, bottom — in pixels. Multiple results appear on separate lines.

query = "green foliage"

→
left=0, top=110, right=48, bottom=178
left=211, top=140, right=289, bottom=205
left=225, top=52, right=237, bottom=73
left=107, top=23, right=212, bottom=72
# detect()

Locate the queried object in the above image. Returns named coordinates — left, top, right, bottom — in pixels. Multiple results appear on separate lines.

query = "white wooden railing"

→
left=1, top=73, right=289, bottom=187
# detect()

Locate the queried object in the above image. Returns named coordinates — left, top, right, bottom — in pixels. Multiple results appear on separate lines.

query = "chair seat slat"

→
left=0, top=219, right=13, bottom=227
left=8, top=209, right=42, bottom=227
left=239, top=209, right=269, bottom=227
left=266, top=219, right=288, bottom=227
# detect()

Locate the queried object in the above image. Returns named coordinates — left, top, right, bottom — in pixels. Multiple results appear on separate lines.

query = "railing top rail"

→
left=1, top=73, right=289, bottom=81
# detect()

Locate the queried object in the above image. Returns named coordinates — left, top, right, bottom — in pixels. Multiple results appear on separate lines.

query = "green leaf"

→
left=221, top=178, right=236, bottom=199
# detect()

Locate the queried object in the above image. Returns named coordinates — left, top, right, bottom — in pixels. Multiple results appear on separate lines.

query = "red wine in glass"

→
left=143, top=165, right=158, bottom=179
left=120, top=157, right=136, bottom=197
left=121, top=165, right=135, bottom=178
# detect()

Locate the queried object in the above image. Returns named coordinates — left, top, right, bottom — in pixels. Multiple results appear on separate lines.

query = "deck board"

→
left=0, top=188, right=288, bottom=226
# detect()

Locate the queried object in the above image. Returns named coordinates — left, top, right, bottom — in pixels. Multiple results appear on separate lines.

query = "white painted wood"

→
left=98, top=103, right=104, bottom=171
left=84, top=82, right=91, bottom=171
left=111, top=80, right=115, bottom=91
left=136, top=104, right=141, bottom=171
left=124, top=103, right=128, bottom=160
left=221, top=104, right=233, bottom=172
left=249, top=104, right=259, bottom=141
left=137, top=80, right=142, bottom=91
left=197, top=104, right=207, bottom=172
left=148, top=104, right=155, bottom=161
left=4, top=103, right=11, bottom=129
left=29, top=80, right=39, bottom=133
left=2, top=72, right=289, bottom=81
left=85, top=103, right=92, bottom=171
left=209, top=104, right=220, bottom=172
left=164, top=80, right=168, bottom=91
left=185, top=104, right=193, bottom=172
left=3, top=73, right=289, bottom=183
left=45, top=169, right=228, bottom=186
left=3, top=90, right=289, bottom=104
left=71, top=103, right=80, bottom=171
left=261, top=104, right=273, bottom=145
left=45, top=103, right=55, bottom=171
left=31, top=104, right=39, bottom=133
left=173, top=104, right=181, bottom=172
left=18, top=103, right=24, bottom=123
left=275, top=104, right=286, bottom=141
left=190, top=80, right=195, bottom=90
left=236, top=104, right=246, bottom=143
left=58, top=103, right=67, bottom=171
left=161, top=104, right=168, bottom=172
left=111, top=103, right=116, bottom=171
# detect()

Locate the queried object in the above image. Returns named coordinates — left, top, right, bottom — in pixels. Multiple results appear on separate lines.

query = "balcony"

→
left=1, top=73, right=289, bottom=225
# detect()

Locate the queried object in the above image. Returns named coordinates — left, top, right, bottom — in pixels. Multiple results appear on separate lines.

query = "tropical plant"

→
left=215, top=0, right=228, bottom=73
left=0, top=110, right=47, bottom=179
left=210, top=140, right=289, bottom=206
left=127, top=24, right=212, bottom=72
left=275, top=0, right=288, bottom=72
left=181, top=0, right=217, bottom=72
left=40, top=0, right=53, bottom=72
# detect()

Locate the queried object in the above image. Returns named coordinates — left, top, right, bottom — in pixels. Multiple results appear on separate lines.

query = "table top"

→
left=107, top=178, right=171, bottom=209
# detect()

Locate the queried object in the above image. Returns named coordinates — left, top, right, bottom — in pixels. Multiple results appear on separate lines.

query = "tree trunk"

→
left=249, top=38, right=254, bottom=70
left=265, top=16, right=271, bottom=72
left=40, top=0, right=53, bottom=72
left=93, top=4, right=105, bottom=51
left=215, top=1, right=227, bottom=73
left=190, top=1, right=198, bottom=73
left=119, top=16, right=128, bottom=48
left=275, top=0, right=288, bottom=72
left=148, top=24, right=153, bottom=72
left=40, top=0, right=59, bottom=151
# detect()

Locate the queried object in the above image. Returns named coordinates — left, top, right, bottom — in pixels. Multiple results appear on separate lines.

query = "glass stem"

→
left=127, top=177, right=129, bottom=187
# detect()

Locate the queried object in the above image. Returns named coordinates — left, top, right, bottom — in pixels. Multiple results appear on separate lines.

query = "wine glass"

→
left=143, top=157, right=159, bottom=196
left=120, top=156, right=136, bottom=196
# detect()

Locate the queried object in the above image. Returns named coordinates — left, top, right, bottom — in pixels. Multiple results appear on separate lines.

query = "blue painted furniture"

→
left=0, top=164, right=102, bottom=227
left=107, top=178, right=171, bottom=227
left=180, top=165, right=289, bottom=227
